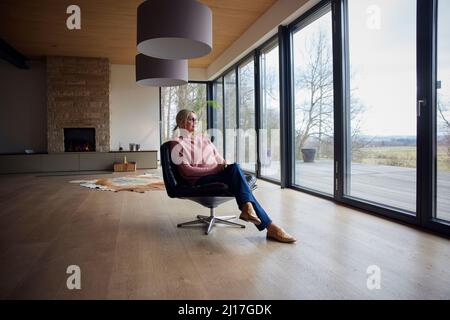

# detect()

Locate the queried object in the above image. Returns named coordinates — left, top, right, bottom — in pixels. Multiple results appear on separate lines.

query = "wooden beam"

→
left=0, top=38, right=29, bottom=69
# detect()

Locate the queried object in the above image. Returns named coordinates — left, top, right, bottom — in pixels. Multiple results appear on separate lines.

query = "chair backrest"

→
left=160, top=141, right=188, bottom=197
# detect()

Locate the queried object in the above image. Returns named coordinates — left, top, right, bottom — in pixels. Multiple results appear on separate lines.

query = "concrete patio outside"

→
left=256, top=160, right=450, bottom=222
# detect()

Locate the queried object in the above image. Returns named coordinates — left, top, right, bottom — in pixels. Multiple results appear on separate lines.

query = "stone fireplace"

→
left=46, top=56, right=110, bottom=153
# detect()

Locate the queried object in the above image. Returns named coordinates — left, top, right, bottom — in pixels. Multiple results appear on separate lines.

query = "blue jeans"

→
left=195, top=163, right=272, bottom=231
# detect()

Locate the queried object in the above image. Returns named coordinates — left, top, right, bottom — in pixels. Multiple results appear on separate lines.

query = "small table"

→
left=113, top=162, right=136, bottom=172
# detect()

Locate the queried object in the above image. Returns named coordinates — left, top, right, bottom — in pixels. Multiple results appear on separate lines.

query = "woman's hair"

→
left=173, top=109, right=195, bottom=131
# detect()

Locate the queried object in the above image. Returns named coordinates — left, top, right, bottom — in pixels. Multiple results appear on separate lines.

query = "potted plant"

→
left=301, top=148, right=316, bottom=162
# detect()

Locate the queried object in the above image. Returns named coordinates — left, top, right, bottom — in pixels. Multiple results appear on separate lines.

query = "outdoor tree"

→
left=438, top=98, right=450, bottom=129
left=294, top=28, right=334, bottom=160
left=438, top=96, right=450, bottom=158
left=294, top=28, right=366, bottom=160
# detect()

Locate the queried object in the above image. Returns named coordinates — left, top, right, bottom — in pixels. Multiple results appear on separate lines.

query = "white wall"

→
left=110, top=64, right=160, bottom=154
left=110, top=65, right=209, bottom=159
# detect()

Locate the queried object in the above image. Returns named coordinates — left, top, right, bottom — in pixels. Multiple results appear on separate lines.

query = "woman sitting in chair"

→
left=170, top=109, right=296, bottom=243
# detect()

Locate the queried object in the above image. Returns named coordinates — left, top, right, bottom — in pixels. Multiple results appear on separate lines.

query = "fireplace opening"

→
left=64, top=128, right=96, bottom=152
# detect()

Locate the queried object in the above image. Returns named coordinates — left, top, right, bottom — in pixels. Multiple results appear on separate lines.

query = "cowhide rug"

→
left=70, top=173, right=165, bottom=193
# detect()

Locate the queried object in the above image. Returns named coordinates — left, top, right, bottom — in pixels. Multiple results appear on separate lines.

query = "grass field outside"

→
left=350, top=146, right=450, bottom=171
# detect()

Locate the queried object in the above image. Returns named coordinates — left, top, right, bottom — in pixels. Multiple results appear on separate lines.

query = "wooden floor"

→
left=0, top=169, right=449, bottom=299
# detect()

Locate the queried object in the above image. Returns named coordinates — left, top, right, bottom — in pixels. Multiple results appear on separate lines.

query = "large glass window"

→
left=345, top=0, right=417, bottom=212
left=224, top=71, right=237, bottom=163
left=160, top=83, right=207, bottom=143
left=212, top=78, right=224, bottom=155
left=238, top=58, right=256, bottom=172
left=292, top=8, right=334, bottom=194
left=204, top=0, right=449, bottom=235
left=436, top=0, right=450, bottom=222
left=260, top=42, right=281, bottom=181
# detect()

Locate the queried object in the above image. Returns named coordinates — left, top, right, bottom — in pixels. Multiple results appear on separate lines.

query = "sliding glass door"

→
left=224, top=71, right=237, bottom=163
left=212, top=78, right=224, bottom=155
left=238, top=58, right=256, bottom=172
left=292, top=5, right=334, bottom=195
left=260, top=41, right=281, bottom=181
left=435, top=0, right=450, bottom=222
left=344, top=0, right=417, bottom=213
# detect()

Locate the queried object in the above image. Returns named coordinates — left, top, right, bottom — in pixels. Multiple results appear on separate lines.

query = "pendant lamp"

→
left=137, top=0, right=212, bottom=59
left=135, top=54, right=188, bottom=87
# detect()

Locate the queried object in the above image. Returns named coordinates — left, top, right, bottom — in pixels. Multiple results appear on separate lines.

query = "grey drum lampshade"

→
left=135, top=54, right=188, bottom=87
left=137, top=0, right=212, bottom=59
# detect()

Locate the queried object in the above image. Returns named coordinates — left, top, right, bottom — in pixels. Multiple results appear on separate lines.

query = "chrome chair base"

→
left=177, top=208, right=246, bottom=235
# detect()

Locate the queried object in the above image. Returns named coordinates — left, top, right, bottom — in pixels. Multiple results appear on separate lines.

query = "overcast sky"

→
left=350, top=0, right=450, bottom=136
left=290, top=0, right=449, bottom=137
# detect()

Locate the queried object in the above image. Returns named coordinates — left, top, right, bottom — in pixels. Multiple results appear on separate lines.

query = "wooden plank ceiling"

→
left=0, top=0, right=277, bottom=68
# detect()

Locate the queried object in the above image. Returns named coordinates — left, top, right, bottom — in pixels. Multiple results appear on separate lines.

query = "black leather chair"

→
left=160, top=141, right=257, bottom=235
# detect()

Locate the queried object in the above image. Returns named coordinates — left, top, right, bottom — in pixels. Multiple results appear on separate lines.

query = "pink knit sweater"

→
left=170, top=134, right=226, bottom=183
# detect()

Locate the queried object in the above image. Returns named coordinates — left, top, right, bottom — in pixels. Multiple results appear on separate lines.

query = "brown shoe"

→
left=266, top=225, right=296, bottom=243
left=239, top=203, right=261, bottom=225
